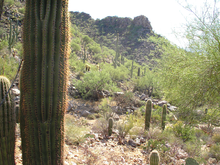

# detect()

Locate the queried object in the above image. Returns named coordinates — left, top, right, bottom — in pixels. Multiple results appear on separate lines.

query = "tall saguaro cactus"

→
left=20, top=1, right=70, bottom=165
left=145, top=99, right=152, bottom=130
left=0, top=76, right=16, bottom=165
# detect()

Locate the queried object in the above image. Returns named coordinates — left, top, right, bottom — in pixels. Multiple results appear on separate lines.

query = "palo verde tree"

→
left=151, top=0, right=220, bottom=122
left=20, top=0, right=70, bottom=164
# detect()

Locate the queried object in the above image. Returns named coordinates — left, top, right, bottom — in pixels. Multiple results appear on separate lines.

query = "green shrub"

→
left=209, top=144, right=220, bottom=161
left=75, top=70, right=119, bottom=99
left=212, top=133, right=220, bottom=144
left=18, top=7, right=25, bottom=14
left=172, top=121, right=195, bottom=142
left=65, top=114, right=89, bottom=145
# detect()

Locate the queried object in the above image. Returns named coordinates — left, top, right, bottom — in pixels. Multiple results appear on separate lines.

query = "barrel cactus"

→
left=145, top=99, right=152, bottom=130
left=161, top=104, right=167, bottom=130
left=0, top=75, right=16, bottom=165
left=20, top=0, right=70, bottom=164
left=149, top=150, right=160, bottom=165
left=108, top=117, right=114, bottom=136
left=185, top=158, right=199, bottom=165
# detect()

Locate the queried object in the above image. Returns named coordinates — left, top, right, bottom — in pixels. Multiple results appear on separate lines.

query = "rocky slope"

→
left=69, top=12, right=160, bottom=67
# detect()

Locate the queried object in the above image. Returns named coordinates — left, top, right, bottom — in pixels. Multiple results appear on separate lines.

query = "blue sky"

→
left=68, top=0, right=213, bottom=48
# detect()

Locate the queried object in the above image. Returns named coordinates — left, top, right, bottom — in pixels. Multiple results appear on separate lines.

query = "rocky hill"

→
left=69, top=12, right=160, bottom=66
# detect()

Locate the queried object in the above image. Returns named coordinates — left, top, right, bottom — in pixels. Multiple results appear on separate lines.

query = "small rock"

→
left=128, top=139, right=137, bottom=147
left=81, top=110, right=91, bottom=117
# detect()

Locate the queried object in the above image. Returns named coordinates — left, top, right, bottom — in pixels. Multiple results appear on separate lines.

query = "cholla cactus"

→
left=0, top=75, right=16, bottom=165
left=149, top=150, right=160, bottom=165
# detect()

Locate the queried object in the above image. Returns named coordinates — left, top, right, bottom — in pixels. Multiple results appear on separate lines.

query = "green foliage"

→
left=117, top=114, right=134, bottom=138
left=18, top=7, right=25, bottom=14
left=65, top=114, right=89, bottom=145
left=75, top=71, right=119, bottom=99
left=209, top=143, right=220, bottom=161
left=172, top=121, right=195, bottom=142
left=102, top=63, right=129, bottom=82
left=149, top=2, right=220, bottom=121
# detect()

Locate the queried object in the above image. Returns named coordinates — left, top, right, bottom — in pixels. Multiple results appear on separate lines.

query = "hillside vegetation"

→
left=1, top=0, right=220, bottom=164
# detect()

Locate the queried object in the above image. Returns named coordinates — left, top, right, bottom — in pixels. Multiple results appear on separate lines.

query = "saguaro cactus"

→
left=0, top=75, right=16, bottom=165
left=108, top=117, right=114, bottom=136
left=20, top=1, right=70, bottom=165
left=149, top=150, right=160, bottom=165
left=161, top=104, right=167, bottom=130
left=145, top=99, right=152, bottom=130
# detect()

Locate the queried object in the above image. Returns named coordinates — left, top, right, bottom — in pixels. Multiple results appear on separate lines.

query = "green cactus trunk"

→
left=0, top=76, right=16, bottom=165
left=161, top=104, right=167, bottom=130
left=185, top=158, right=199, bottom=165
left=149, top=150, right=160, bottom=165
left=108, top=118, right=114, bottom=136
left=137, top=67, right=140, bottom=77
left=145, top=99, right=152, bottom=130
left=20, top=1, right=70, bottom=165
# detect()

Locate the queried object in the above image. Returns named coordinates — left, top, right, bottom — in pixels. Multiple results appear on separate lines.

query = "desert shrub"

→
left=75, top=71, right=119, bottom=99
left=99, top=97, right=113, bottom=119
left=4, top=0, right=14, bottom=6
left=18, top=7, right=25, bottom=14
left=113, top=91, right=134, bottom=108
left=92, top=117, right=109, bottom=136
left=183, top=140, right=202, bottom=157
left=117, top=114, right=134, bottom=138
left=102, top=64, right=129, bottom=82
left=212, top=133, right=220, bottom=144
left=172, top=121, right=195, bottom=142
left=209, top=144, right=220, bottom=161
left=65, top=114, right=89, bottom=145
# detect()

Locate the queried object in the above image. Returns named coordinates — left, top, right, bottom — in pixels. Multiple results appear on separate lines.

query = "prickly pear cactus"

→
left=20, top=0, right=70, bottom=164
left=145, top=99, right=152, bottom=130
left=149, top=150, right=160, bottom=165
left=161, top=104, right=167, bottom=130
left=108, top=117, right=114, bottom=136
left=185, top=158, right=199, bottom=165
left=0, top=75, right=16, bottom=165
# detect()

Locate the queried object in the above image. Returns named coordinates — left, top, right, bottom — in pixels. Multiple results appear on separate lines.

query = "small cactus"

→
left=137, top=67, right=140, bottom=76
left=149, top=150, right=160, bottom=165
left=108, top=118, right=114, bottom=136
left=0, top=75, right=16, bottom=165
left=185, top=158, right=199, bottom=165
left=145, top=99, right=152, bottom=130
left=161, top=104, right=167, bottom=130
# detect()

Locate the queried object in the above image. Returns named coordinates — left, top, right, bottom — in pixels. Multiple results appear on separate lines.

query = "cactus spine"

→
left=161, top=104, right=167, bottom=130
left=0, top=76, right=16, bottom=165
left=20, top=1, right=70, bottom=165
left=149, top=150, right=160, bottom=165
left=145, top=99, right=152, bottom=130
left=108, top=117, right=114, bottom=136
